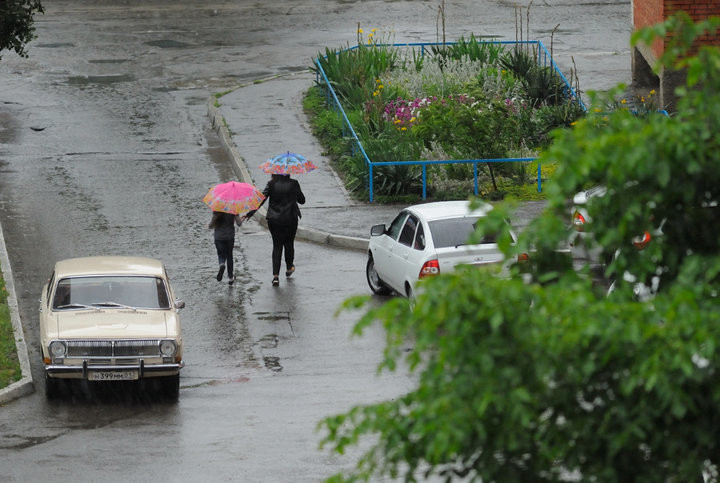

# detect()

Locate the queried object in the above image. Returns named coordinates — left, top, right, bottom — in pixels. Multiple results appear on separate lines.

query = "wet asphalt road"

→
left=0, top=1, right=633, bottom=480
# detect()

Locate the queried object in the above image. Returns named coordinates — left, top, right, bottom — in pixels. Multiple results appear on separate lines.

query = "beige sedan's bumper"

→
left=45, top=360, right=184, bottom=379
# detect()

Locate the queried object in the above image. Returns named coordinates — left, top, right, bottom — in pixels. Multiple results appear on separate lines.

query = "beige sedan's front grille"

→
left=65, top=339, right=162, bottom=358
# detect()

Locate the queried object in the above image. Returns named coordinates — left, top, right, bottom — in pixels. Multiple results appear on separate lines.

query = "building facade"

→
left=632, top=0, right=720, bottom=112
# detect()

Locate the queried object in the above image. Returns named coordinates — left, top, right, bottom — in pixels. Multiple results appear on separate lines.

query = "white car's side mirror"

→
left=370, top=224, right=386, bottom=236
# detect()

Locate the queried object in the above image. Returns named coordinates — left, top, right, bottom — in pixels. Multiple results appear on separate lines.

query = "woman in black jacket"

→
left=247, top=174, right=305, bottom=286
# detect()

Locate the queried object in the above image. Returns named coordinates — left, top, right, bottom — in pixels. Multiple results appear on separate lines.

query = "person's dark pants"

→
left=214, top=239, right=235, bottom=278
left=268, top=219, right=298, bottom=276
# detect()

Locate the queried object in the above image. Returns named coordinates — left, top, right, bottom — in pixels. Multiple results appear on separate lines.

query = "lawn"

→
left=0, top=273, right=22, bottom=390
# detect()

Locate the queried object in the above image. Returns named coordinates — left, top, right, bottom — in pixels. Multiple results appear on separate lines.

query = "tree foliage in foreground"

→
left=320, top=13, right=720, bottom=482
left=0, top=0, right=44, bottom=60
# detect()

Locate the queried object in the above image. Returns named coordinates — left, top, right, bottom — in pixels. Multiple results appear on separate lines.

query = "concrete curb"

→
left=0, top=220, right=35, bottom=405
left=207, top=78, right=369, bottom=253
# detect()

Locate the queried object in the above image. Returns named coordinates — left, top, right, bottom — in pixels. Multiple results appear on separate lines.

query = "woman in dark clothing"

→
left=209, top=211, right=243, bottom=285
left=247, top=174, right=305, bottom=286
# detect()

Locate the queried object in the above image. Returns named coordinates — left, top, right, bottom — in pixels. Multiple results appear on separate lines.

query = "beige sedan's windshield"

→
left=52, top=276, right=171, bottom=310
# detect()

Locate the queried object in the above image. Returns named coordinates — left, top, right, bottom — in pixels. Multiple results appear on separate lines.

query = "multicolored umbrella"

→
left=202, top=181, right=265, bottom=215
left=259, top=151, right=317, bottom=175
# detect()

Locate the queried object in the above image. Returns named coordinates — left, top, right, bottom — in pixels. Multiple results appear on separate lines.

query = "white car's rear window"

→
left=429, top=216, right=497, bottom=248
left=53, top=276, right=171, bottom=310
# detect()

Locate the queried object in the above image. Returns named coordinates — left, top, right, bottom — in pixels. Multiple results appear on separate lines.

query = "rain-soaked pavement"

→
left=0, top=1, right=633, bottom=480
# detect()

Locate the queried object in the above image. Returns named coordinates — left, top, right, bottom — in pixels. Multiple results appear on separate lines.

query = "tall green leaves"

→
left=314, top=43, right=399, bottom=109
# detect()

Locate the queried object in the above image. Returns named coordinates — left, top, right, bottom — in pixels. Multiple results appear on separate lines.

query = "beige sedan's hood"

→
left=52, top=309, right=170, bottom=339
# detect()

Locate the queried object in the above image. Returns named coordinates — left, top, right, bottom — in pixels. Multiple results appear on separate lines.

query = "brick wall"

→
left=666, top=0, right=720, bottom=49
left=634, top=0, right=665, bottom=59
left=633, top=0, right=720, bottom=60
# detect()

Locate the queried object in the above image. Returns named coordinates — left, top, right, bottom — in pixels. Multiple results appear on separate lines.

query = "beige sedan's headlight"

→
left=159, top=340, right=177, bottom=357
left=49, top=340, right=67, bottom=358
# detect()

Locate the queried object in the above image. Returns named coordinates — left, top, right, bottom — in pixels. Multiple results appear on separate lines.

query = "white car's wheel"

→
left=366, top=256, right=392, bottom=295
left=406, top=284, right=417, bottom=310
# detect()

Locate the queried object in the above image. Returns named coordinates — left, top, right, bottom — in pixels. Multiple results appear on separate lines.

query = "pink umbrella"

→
left=202, top=181, right=265, bottom=215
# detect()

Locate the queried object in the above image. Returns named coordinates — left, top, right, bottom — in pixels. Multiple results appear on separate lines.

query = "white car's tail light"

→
left=573, top=211, right=586, bottom=231
left=419, top=259, right=440, bottom=278
left=632, top=230, right=652, bottom=250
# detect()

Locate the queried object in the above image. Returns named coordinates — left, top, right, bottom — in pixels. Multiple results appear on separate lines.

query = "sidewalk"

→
left=208, top=71, right=547, bottom=249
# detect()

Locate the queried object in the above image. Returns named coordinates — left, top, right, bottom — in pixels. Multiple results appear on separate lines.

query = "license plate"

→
left=88, top=370, right=138, bottom=381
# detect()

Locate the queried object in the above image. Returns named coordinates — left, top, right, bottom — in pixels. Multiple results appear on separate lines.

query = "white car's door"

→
left=372, top=211, right=408, bottom=293
left=387, top=214, right=422, bottom=294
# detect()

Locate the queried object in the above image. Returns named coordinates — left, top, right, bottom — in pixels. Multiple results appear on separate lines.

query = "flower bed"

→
left=311, top=32, right=585, bottom=202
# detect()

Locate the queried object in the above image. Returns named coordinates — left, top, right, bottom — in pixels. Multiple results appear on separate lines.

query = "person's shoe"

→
left=228, top=275, right=234, bottom=285
left=216, top=265, right=225, bottom=281
left=272, top=276, right=279, bottom=287
left=285, top=265, right=295, bottom=277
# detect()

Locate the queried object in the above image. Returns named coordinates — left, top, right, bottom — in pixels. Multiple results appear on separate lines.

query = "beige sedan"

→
left=39, top=256, right=185, bottom=400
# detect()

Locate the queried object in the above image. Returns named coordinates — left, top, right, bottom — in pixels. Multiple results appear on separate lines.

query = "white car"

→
left=366, top=200, right=516, bottom=298
left=39, top=256, right=185, bottom=400
left=570, top=186, right=660, bottom=299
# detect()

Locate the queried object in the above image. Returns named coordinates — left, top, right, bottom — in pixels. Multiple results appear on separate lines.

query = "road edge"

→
left=0, top=220, right=35, bottom=405
left=206, top=80, right=369, bottom=253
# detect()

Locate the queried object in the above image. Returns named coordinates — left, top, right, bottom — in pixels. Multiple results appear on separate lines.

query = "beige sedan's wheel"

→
left=45, top=373, right=61, bottom=400
left=162, top=374, right=180, bottom=401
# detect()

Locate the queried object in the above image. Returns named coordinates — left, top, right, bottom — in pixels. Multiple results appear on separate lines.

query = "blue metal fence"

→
left=314, top=40, right=585, bottom=202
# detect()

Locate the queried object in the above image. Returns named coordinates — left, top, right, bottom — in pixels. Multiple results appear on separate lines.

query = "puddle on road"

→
left=263, top=356, right=282, bottom=372
left=1, top=433, right=62, bottom=450
left=145, top=39, right=193, bottom=49
left=66, top=74, right=135, bottom=86
left=35, top=42, right=75, bottom=48
left=255, top=311, right=289, bottom=322
left=259, top=334, right=279, bottom=349
left=88, top=59, right=130, bottom=64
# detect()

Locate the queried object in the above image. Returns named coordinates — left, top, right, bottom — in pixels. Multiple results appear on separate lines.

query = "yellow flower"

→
left=650, top=89, right=656, bottom=95
left=372, top=91, right=379, bottom=97
left=570, top=121, right=577, bottom=126
left=401, top=127, right=407, bottom=131
left=371, top=28, right=377, bottom=33
left=394, top=119, right=402, bottom=124
left=358, top=28, right=364, bottom=34
left=410, top=117, right=416, bottom=122
left=620, top=99, right=627, bottom=104
left=593, top=108, right=602, bottom=113
left=641, top=97, right=646, bottom=103
left=378, top=84, right=383, bottom=89
left=376, top=79, right=381, bottom=84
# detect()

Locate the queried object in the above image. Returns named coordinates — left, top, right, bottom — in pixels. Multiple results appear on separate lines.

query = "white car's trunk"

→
left=435, top=244, right=505, bottom=274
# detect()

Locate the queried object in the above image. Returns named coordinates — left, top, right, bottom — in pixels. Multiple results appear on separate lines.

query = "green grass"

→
left=0, top=273, right=22, bottom=390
